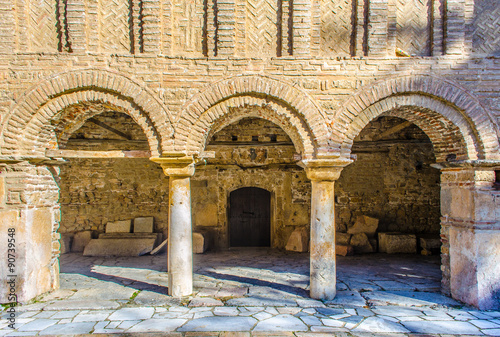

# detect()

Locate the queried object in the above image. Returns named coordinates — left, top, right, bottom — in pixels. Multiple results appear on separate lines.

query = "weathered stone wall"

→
left=336, top=117, right=441, bottom=234
left=57, top=111, right=169, bottom=236
left=58, top=158, right=169, bottom=235
left=192, top=118, right=311, bottom=249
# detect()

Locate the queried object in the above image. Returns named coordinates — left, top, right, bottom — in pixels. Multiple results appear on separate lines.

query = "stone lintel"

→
left=299, top=158, right=353, bottom=181
left=150, top=155, right=195, bottom=177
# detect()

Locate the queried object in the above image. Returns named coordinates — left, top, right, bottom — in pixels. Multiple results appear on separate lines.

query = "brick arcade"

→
left=0, top=0, right=499, bottom=310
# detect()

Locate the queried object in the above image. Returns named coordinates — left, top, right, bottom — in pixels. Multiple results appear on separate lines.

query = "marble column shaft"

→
left=302, top=159, right=350, bottom=301
left=151, top=156, right=195, bottom=297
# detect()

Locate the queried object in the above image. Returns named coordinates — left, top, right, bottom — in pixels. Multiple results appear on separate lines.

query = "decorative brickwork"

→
left=0, top=69, right=173, bottom=157
left=334, top=75, right=500, bottom=161
left=176, top=75, right=330, bottom=158
left=394, top=0, right=431, bottom=56
left=319, top=0, right=354, bottom=57
left=472, top=0, right=500, bottom=56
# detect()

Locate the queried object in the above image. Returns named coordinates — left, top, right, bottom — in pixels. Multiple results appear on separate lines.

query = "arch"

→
left=1, top=69, right=174, bottom=157
left=175, top=75, right=330, bottom=159
left=334, top=75, right=500, bottom=161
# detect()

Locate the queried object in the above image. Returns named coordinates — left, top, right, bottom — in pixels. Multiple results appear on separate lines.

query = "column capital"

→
left=150, top=154, right=195, bottom=177
left=299, top=158, right=353, bottom=181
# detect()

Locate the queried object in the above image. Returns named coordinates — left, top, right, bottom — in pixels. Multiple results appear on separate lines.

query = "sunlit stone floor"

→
left=2, top=249, right=500, bottom=335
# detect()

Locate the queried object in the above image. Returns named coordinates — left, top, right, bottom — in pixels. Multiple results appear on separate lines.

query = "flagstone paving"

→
left=1, top=249, right=499, bottom=336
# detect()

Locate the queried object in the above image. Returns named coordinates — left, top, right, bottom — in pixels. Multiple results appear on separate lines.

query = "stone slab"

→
left=17, top=319, right=58, bottom=331
left=71, top=231, right=92, bottom=252
left=38, top=322, right=96, bottom=335
left=379, top=232, right=417, bottom=254
left=134, top=217, right=154, bottom=233
left=336, top=244, right=354, bottom=256
left=364, top=291, right=462, bottom=307
left=353, top=317, right=410, bottom=333
left=350, top=233, right=374, bottom=253
left=127, top=318, right=187, bottom=332
left=106, top=219, right=131, bottom=233
left=98, top=233, right=158, bottom=239
left=83, top=238, right=156, bottom=256
left=226, top=297, right=298, bottom=307
left=420, top=236, right=441, bottom=251
left=178, top=316, right=257, bottom=331
left=253, top=314, right=308, bottom=331
left=150, top=239, right=168, bottom=255
left=193, top=232, right=208, bottom=254
left=189, top=297, right=224, bottom=307
left=133, top=290, right=181, bottom=306
left=336, top=232, right=352, bottom=245
left=324, top=291, right=367, bottom=307
left=285, top=227, right=309, bottom=252
left=402, top=320, right=482, bottom=334
left=44, top=300, right=120, bottom=310
left=108, top=307, right=155, bottom=321
left=347, top=215, right=379, bottom=237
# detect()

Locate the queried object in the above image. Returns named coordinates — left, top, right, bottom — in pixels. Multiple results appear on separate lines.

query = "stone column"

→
left=436, top=163, right=500, bottom=310
left=301, top=159, right=351, bottom=300
left=151, top=155, right=195, bottom=297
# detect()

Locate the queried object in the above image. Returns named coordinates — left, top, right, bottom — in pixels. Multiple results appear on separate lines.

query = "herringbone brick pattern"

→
left=246, top=0, right=278, bottom=56
left=99, top=0, right=131, bottom=53
left=472, top=0, right=500, bottom=55
left=29, top=0, right=58, bottom=52
left=396, top=0, right=430, bottom=56
left=320, top=0, right=352, bottom=56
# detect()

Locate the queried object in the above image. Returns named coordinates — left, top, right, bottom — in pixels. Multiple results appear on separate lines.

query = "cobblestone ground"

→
left=1, top=249, right=500, bottom=336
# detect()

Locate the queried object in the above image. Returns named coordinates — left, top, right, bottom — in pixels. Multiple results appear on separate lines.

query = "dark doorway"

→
left=229, top=187, right=271, bottom=247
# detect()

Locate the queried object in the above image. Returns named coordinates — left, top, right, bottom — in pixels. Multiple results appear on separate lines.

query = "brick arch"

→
left=1, top=69, right=173, bottom=157
left=185, top=96, right=316, bottom=158
left=334, top=75, right=500, bottom=161
left=176, top=75, right=330, bottom=158
left=341, top=96, right=477, bottom=162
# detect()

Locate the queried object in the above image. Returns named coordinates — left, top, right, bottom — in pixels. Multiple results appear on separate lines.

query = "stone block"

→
left=60, top=233, right=73, bottom=254
left=106, top=220, right=131, bottom=233
left=336, top=232, right=351, bottom=245
left=72, top=231, right=92, bottom=252
left=336, top=244, right=354, bottom=256
left=347, top=215, right=379, bottom=238
left=83, top=238, right=156, bottom=256
left=420, top=236, right=441, bottom=255
left=193, top=232, right=208, bottom=254
left=379, top=232, right=416, bottom=254
left=134, top=217, right=154, bottom=233
left=285, top=227, right=309, bottom=252
left=351, top=233, right=374, bottom=253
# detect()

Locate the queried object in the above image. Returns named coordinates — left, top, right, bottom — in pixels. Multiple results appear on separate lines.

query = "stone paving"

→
left=1, top=249, right=500, bottom=336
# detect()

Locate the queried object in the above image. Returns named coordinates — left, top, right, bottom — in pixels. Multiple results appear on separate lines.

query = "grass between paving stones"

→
left=128, top=290, right=141, bottom=302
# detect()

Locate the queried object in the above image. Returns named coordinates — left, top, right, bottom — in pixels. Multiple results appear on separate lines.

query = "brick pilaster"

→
left=292, top=0, right=312, bottom=56
left=215, top=0, right=236, bottom=57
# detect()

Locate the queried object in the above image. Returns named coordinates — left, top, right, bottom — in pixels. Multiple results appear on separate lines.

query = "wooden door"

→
left=229, top=187, right=271, bottom=247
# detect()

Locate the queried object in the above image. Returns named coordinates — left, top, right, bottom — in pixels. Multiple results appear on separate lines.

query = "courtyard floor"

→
left=1, top=249, right=500, bottom=336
